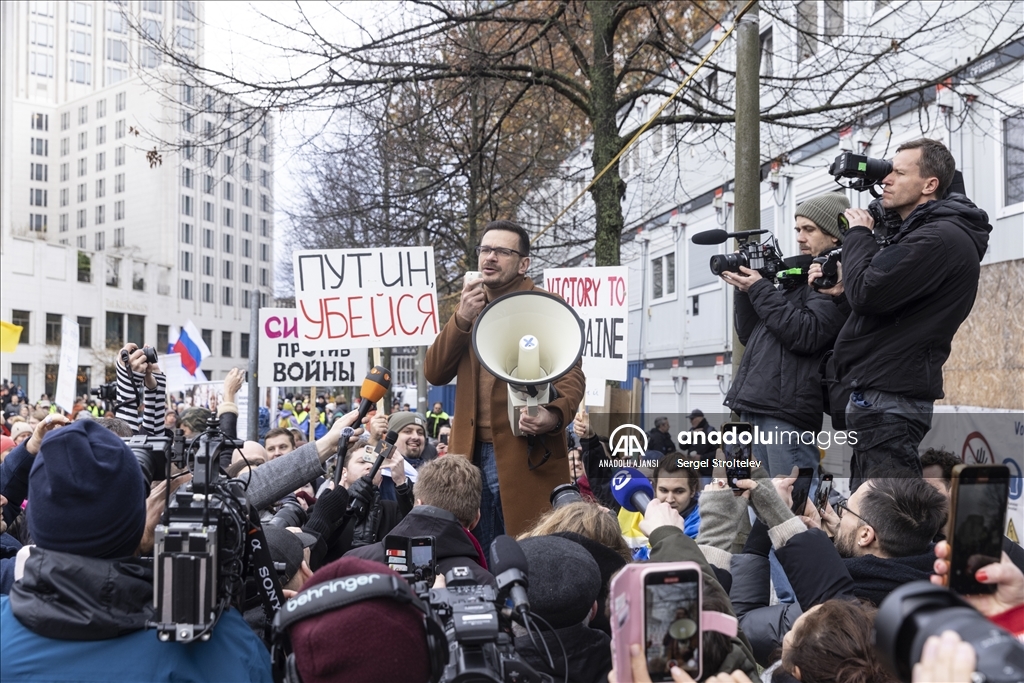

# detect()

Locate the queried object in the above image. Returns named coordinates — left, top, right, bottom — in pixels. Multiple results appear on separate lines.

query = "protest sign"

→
left=260, top=308, right=369, bottom=387
left=293, top=247, right=439, bottom=350
left=543, top=267, right=628, bottom=406
left=54, top=316, right=80, bottom=412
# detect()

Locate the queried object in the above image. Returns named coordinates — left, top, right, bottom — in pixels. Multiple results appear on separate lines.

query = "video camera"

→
left=828, top=152, right=904, bottom=247
left=693, top=229, right=811, bottom=288
left=418, top=566, right=554, bottom=683
left=143, top=414, right=283, bottom=644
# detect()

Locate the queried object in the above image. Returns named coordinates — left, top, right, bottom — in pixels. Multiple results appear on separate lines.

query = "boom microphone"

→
left=691, top=229, right=769, bottom=245
left=489, top=535, right=530, bottom=616
left=610, top=467, right=655, bottom=513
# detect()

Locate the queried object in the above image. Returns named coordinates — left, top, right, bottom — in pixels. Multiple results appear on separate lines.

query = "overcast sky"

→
left=201, top=1, right=382, bottom=288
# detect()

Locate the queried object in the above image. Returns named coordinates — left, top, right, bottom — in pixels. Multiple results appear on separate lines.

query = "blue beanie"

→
left=27, top=420, right=146, bottom=559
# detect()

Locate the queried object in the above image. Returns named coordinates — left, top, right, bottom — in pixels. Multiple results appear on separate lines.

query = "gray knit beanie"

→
left=795, top=192, right=851, bottom=243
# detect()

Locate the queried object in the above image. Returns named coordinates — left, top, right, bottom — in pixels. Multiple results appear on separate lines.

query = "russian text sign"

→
left=260, top=308, right=369, bottom=387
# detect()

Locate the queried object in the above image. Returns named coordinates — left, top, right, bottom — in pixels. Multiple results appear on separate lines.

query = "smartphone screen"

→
left=439, top=433, right=449, bottom=445
left=814, top=474, right=834, bottom=514
left=790, top=468, right=815, bottom=515
left=644, top=570, right=701, bottom=681
left=409, top=537, right=436, bottom=580
left=948, top=465, right=1009, bottom=595
left=720, top=422, right=753, bottom=491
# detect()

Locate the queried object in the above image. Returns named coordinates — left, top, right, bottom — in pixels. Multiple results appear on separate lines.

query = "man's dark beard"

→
left=834, top=528, right=858, bottom=558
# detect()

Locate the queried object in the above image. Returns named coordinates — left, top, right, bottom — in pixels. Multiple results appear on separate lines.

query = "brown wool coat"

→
left=424, top=277, right=586, bottom=536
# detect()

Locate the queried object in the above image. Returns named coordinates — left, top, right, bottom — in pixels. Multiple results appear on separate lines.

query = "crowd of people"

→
left=1, top=139, right=1020, bottom=682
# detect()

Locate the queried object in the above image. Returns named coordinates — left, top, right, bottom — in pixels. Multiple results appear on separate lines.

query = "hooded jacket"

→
left=834, top=195, right=991, bottom=400
left=344, top=505, right=497, bottom=588
left=0, top=547, right=272, bottom=682
left=724, top=275, right=848, bottom=434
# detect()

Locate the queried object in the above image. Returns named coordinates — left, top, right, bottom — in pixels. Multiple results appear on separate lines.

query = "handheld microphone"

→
left=610, top=467, right=655, bottom=513
left=489, top=535, right=530, bottom=616
left=691, top=228, right=769, bottom=245
left=332, top=365, right=391, bottom=483
left=348, top=365, right=392, bottom=434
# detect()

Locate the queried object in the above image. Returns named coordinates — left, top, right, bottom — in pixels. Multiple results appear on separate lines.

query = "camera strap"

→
left=246, top=506, right=287, bottom=630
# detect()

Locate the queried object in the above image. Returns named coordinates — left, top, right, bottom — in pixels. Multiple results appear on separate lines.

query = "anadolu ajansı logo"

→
left=609, top=424, right=648, bottom=461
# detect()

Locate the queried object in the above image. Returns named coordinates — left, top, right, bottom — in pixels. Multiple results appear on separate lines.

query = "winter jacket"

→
left=0, top=547, right=272, bottom=682
left=648, top=427, right=676, bottom=455
left=728, top=522, right=801, bottom=667
left=724, top=276, right=847, bottom=433
left=834, top=195, right=991, bottom=400
left=0, top=439, right=32, bottom=528
left=580, top=435, right=619, bottom=512
left=647, top=527, right=760, bottom=680
left=345, top=505, right=496, bottom=588
left=425, top=276, right=585, bottom=536
left=514, top=623, right=612, bottom=683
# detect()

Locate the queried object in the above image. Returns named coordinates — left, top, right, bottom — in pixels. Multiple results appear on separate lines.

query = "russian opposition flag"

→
left=172, top=320, right=211, bottom=375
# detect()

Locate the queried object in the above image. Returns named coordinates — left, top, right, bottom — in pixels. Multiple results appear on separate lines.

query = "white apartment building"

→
left=1, top=0, right=275, bottom=400
left=523, top=1, right=1023, bottom=424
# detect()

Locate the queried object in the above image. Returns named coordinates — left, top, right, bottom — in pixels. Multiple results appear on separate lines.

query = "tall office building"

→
left=1, top=0, right=275, bottom=399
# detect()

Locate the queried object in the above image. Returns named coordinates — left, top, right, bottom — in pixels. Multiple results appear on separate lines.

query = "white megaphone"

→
left=473, top=290, right=585, bottom=437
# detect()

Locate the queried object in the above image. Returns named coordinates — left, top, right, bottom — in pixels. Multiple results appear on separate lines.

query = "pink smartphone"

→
left=610, top=562, right=703, bottom=682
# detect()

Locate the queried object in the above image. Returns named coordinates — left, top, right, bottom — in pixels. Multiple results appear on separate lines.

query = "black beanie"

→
left=519, top=535, right=601, bottom=629
left=27, top=420, right=146, bottom=559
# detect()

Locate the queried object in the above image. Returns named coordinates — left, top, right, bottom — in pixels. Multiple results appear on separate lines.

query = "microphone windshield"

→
left=489, top=535, right=528, bottom=576
left=359, top=365, right=391, bottom=403
left=691, top=229, right=730, bottom=245
left=611, top=467, right=655, bottom=513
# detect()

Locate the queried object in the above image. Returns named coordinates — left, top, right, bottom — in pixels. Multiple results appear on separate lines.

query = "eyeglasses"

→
left=475, top=245, right=523, bottom=259
left=836, top=500, right=872, bottom=527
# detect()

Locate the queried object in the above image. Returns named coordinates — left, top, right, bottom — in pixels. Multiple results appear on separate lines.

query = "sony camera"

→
left=150, top=414, right=260, bottom=644
left=875, top=581, right=1023, bottom=683
left=418, top=566, right=554, bottom=683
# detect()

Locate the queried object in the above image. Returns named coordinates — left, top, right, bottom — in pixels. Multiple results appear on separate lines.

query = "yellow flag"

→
left=0, top=321, right=24, bottom=353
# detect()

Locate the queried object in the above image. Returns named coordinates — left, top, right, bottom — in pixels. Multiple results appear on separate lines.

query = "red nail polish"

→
left=976, top=570, right=988, bottom=582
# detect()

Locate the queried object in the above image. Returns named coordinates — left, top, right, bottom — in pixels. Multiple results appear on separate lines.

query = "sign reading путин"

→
left=293, top=247, right=440, bottom=350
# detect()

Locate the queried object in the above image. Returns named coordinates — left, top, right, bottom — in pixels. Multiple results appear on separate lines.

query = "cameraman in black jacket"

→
left=818, top=138, right=991, bottom=488
left=721, top=193, right=850, bottom=477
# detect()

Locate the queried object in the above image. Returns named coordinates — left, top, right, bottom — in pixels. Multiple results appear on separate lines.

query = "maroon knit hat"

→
left=289, top=557, right=432, bottom=683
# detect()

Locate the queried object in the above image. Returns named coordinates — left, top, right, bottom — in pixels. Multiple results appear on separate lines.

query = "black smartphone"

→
left=790, top=468, right=815, bottom=515
left=439, top=433, right=449, bottom=445
left=644, top=566, right=703, bottom=681
left=409, top=536, right=436, bottom=580
left=814, top=474, right=834, bottom=514
left=946, top=464, right=1009, bottom=595
left=719, top=422, right=753, bottom=491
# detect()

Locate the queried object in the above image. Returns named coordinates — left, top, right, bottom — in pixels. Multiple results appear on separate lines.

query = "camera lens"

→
left=875, top=581, right=1024, bottom=683
left=865, top=157, right=893, bottom=183
left=143, top=346, right=158, bottom=365
left=709, top=252, right=745, bottom=276
left=550, top=483, right=584, bottom=509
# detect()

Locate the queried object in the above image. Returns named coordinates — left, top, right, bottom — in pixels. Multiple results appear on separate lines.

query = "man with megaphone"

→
left=426, top=221, right=586, bottom=552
